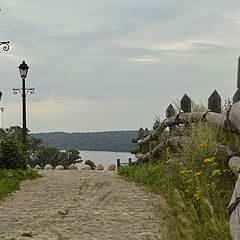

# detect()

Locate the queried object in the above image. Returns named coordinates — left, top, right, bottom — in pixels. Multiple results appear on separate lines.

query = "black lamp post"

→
left=0, top=41, right=10, bottom=51
left=13, top=61, right=35, bottom=147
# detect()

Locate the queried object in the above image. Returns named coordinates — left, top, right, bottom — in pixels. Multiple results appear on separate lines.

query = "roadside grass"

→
left=118, top=121, right=237, bottom=240
left=0, top=169, right=40, bottom=201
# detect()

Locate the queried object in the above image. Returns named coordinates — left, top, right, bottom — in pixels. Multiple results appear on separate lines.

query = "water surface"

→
left=77, top=150, right=135, bottom=169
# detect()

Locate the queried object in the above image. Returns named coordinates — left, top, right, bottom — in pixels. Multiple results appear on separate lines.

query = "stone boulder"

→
left=108, top=164, right=116, bottom=171
left=44, top=164, right=53, bottom=170
left=68, top=164, right=78, bottom=170
left=55, top=165, right=64, bottom=170
left=97, top=163, right=104, bottom=170
left=81, top=164, right=92, bottom=170
left=34, top=165, right=42, bottom=170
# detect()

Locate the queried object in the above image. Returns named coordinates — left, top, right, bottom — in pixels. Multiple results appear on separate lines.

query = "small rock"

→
left=44, top=164, right=53, bottom=170
left=55, top=165, right=64, bottom=170
left=81, top=164, right=92, bottom=170
left=97, top=163, right=104, bottom=170
left=108, top=164, right=116, bottom=171
left=68, top=164, right=78, bottom=170
left=33, top=165, right=42, bottom=170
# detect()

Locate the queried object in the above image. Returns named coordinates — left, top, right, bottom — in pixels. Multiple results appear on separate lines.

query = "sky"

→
left=0, top=0, right=239, bottom=133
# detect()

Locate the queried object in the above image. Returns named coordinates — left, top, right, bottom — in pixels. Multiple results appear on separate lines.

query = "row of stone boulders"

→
left=32, top=163, right=116, bottom=171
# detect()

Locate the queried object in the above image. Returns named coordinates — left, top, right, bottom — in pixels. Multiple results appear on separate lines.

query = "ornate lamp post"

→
left=0, top=91, right=3, bottom=128
left=13, top=61, right=35, bottom=147
left=0, top=41, right=10, bottom=51
left=0, top=107, right=4, bottom=128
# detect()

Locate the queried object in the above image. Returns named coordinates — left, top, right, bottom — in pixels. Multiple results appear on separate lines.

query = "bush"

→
left=0, top=137, right=27, bottom=170
left=85, top=160, right=96, bottom=169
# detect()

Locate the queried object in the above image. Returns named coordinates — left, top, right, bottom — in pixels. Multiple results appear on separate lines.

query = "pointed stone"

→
left=180, top=94, right=191, bottom=112
left=144, top=128, right=150, bottom=137
left=233, top=89, right=240, bottom=104
left=208, top=90, right=221, bottom=113
left=138, top=127, right=144, bottom=138
left=166, top=104, right=176, bottom=118
left=237, top=56, right=240, bottom=89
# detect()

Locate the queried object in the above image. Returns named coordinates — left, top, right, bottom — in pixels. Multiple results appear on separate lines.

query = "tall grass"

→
left=119, top=121, right=237, bottom=239
left=0, top=170, right=40, bottom=201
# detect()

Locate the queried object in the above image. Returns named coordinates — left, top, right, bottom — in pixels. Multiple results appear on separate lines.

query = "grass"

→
left=0, top=169, right=40, bottom=201
left=118, top=121, right=237, bottom=240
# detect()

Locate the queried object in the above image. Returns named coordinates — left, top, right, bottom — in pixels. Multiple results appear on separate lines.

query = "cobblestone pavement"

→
left=0, top=170, right=161, bottom=240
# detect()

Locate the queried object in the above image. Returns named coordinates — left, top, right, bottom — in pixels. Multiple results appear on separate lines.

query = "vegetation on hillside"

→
left=119, top=120, right=237, bottom=239
left=31, top=131, right=137, bottom=152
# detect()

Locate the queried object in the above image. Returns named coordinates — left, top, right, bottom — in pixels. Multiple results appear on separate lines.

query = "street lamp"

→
left=0, top=41, right=10, bottom=51
left=0, top=107, right=4, bottom=128
left=0, top=91, right=3, bottom=128
left=13, top=61, right=35, bottom=147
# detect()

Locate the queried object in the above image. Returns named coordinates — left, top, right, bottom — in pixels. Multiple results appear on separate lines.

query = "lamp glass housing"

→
left=18, top=61, right=29, bottom=79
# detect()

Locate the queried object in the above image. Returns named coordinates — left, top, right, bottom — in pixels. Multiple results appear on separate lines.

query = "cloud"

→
left=0, top=0, right=239, bottom=132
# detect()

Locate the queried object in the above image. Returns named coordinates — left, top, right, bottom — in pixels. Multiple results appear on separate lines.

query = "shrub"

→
left=0, top=137, right=27, bottom=170
left=85, top=160, right=96, bottom=169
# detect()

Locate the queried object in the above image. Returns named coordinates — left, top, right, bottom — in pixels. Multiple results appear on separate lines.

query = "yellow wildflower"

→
left=212, top=169, right=221, bottom=176
left=194, top=171, right=202, bottom=176
left=203, top=158, right=215, bottom=163
left=185, top=189, right=190, bottom=193
left=197, top=142, right=208, bottom=147
left=187, top=179, right=193, bottom=184
left=180, top=169, right=192, bottom=174
left=211, top=181, right=216, bottom=187
left=211, top=162, right=218, bottom=166
left=206, top=182, right=216, bottom=187
left=194, top=190, right=201, bottom=200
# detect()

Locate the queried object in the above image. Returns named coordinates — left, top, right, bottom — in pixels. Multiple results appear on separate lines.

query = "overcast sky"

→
left=0, top=0, right=239, bottom=133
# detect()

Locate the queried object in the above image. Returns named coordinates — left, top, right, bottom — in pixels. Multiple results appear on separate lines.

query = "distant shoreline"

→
left=31, top=130, right=138, bottom=153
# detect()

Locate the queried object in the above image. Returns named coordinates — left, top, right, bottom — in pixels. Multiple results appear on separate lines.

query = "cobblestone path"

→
left=0, top=170, right=161, bottom=240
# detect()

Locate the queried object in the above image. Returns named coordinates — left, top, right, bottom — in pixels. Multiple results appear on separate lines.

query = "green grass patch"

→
left=119, top=121, right=237, bottom=240
left=0, top=169, right=40, bottom=201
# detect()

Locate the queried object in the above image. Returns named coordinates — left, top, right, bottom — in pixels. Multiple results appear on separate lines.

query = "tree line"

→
left=31, top=131, right=138, bottom=152
left=0, top=126, right=82, bottom=170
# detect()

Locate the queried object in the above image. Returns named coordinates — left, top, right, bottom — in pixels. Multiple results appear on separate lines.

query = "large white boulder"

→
left=68, top=164, right=78, bottom=170
left=97, top=163, right=104, bottom=170
left=44, top=164, right=53, bottom=170
left=108, top=164, right=116, bottom=171
left=34, top=165, right=42, bottom=170
left=55, top=165, right=64, bottom=170
left=81, top=164, right=92, bottom=170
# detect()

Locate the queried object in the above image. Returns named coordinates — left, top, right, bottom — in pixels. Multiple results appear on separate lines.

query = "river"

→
left=76, top=150, right=136, bottom=169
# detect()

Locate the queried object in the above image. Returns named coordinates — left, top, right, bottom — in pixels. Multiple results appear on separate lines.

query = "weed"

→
left=119, top=121, right=236, bottom=239
left=21, top=232, right=33, bottom=237
left=0, top=170, right=40, bottom=201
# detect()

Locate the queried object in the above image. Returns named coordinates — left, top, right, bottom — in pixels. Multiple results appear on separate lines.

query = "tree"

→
left=85, top=160, right=96, bottom=170
left=0, top=136, right=27, bottom=170
left=33, top=146, right=82, bottom=168
left=27, top=136, right=42, bottom=163
left=33, top=146, right=60, bottom=168
left=5, top=126, right=27, bottom=142
left=65, top=149, right=82, bottom=166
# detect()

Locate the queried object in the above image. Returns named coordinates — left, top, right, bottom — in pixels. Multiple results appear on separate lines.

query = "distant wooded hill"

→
left=31, top=131, right=138, bottom=152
